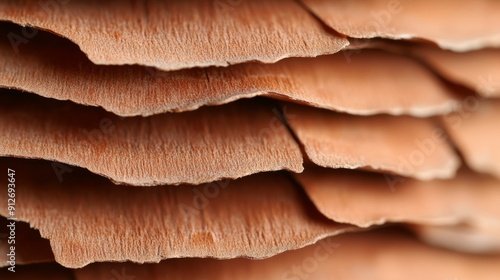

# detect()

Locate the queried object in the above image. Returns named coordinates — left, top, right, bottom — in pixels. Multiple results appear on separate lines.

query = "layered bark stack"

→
left=0, top=1, right=499, bottom=279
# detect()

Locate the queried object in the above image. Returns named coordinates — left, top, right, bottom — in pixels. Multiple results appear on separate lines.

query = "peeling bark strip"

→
left=285, top=104, right=460, bottom=180
left=75, top=229, right=500, bottom=280
left=294, top=166, right=500, bottom=228
left=0, top=92, right=303, bottom=186
left=0, top=25, right=460, bottom=117
left=0, top=0, right=348, bottom=70
left=0, top=159, right=353, bottom=268
left=442, top=100, right=500, bottom=179
left=409, top=46, right=500, bottom=97
left=301, top=0, right=500, bottom=51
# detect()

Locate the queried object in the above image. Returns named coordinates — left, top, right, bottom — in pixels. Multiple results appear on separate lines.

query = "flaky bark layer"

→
left=75, top=229, right=500, bottom=280
left=0, top=158, right=352, bottom=268
left=302, top=0, right=500, bottom=51
left=286, top=104, right=460, bottom=180
left=0, top=0, right=348, bottom=70
left=294, top=166, right=500, bottom=228
left=0, top=27, right=460, bottom=117
left=0, top=93, right=303, bottom=186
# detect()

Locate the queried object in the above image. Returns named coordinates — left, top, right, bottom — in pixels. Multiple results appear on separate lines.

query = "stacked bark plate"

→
left=1, top=0, right=499, bottom=279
